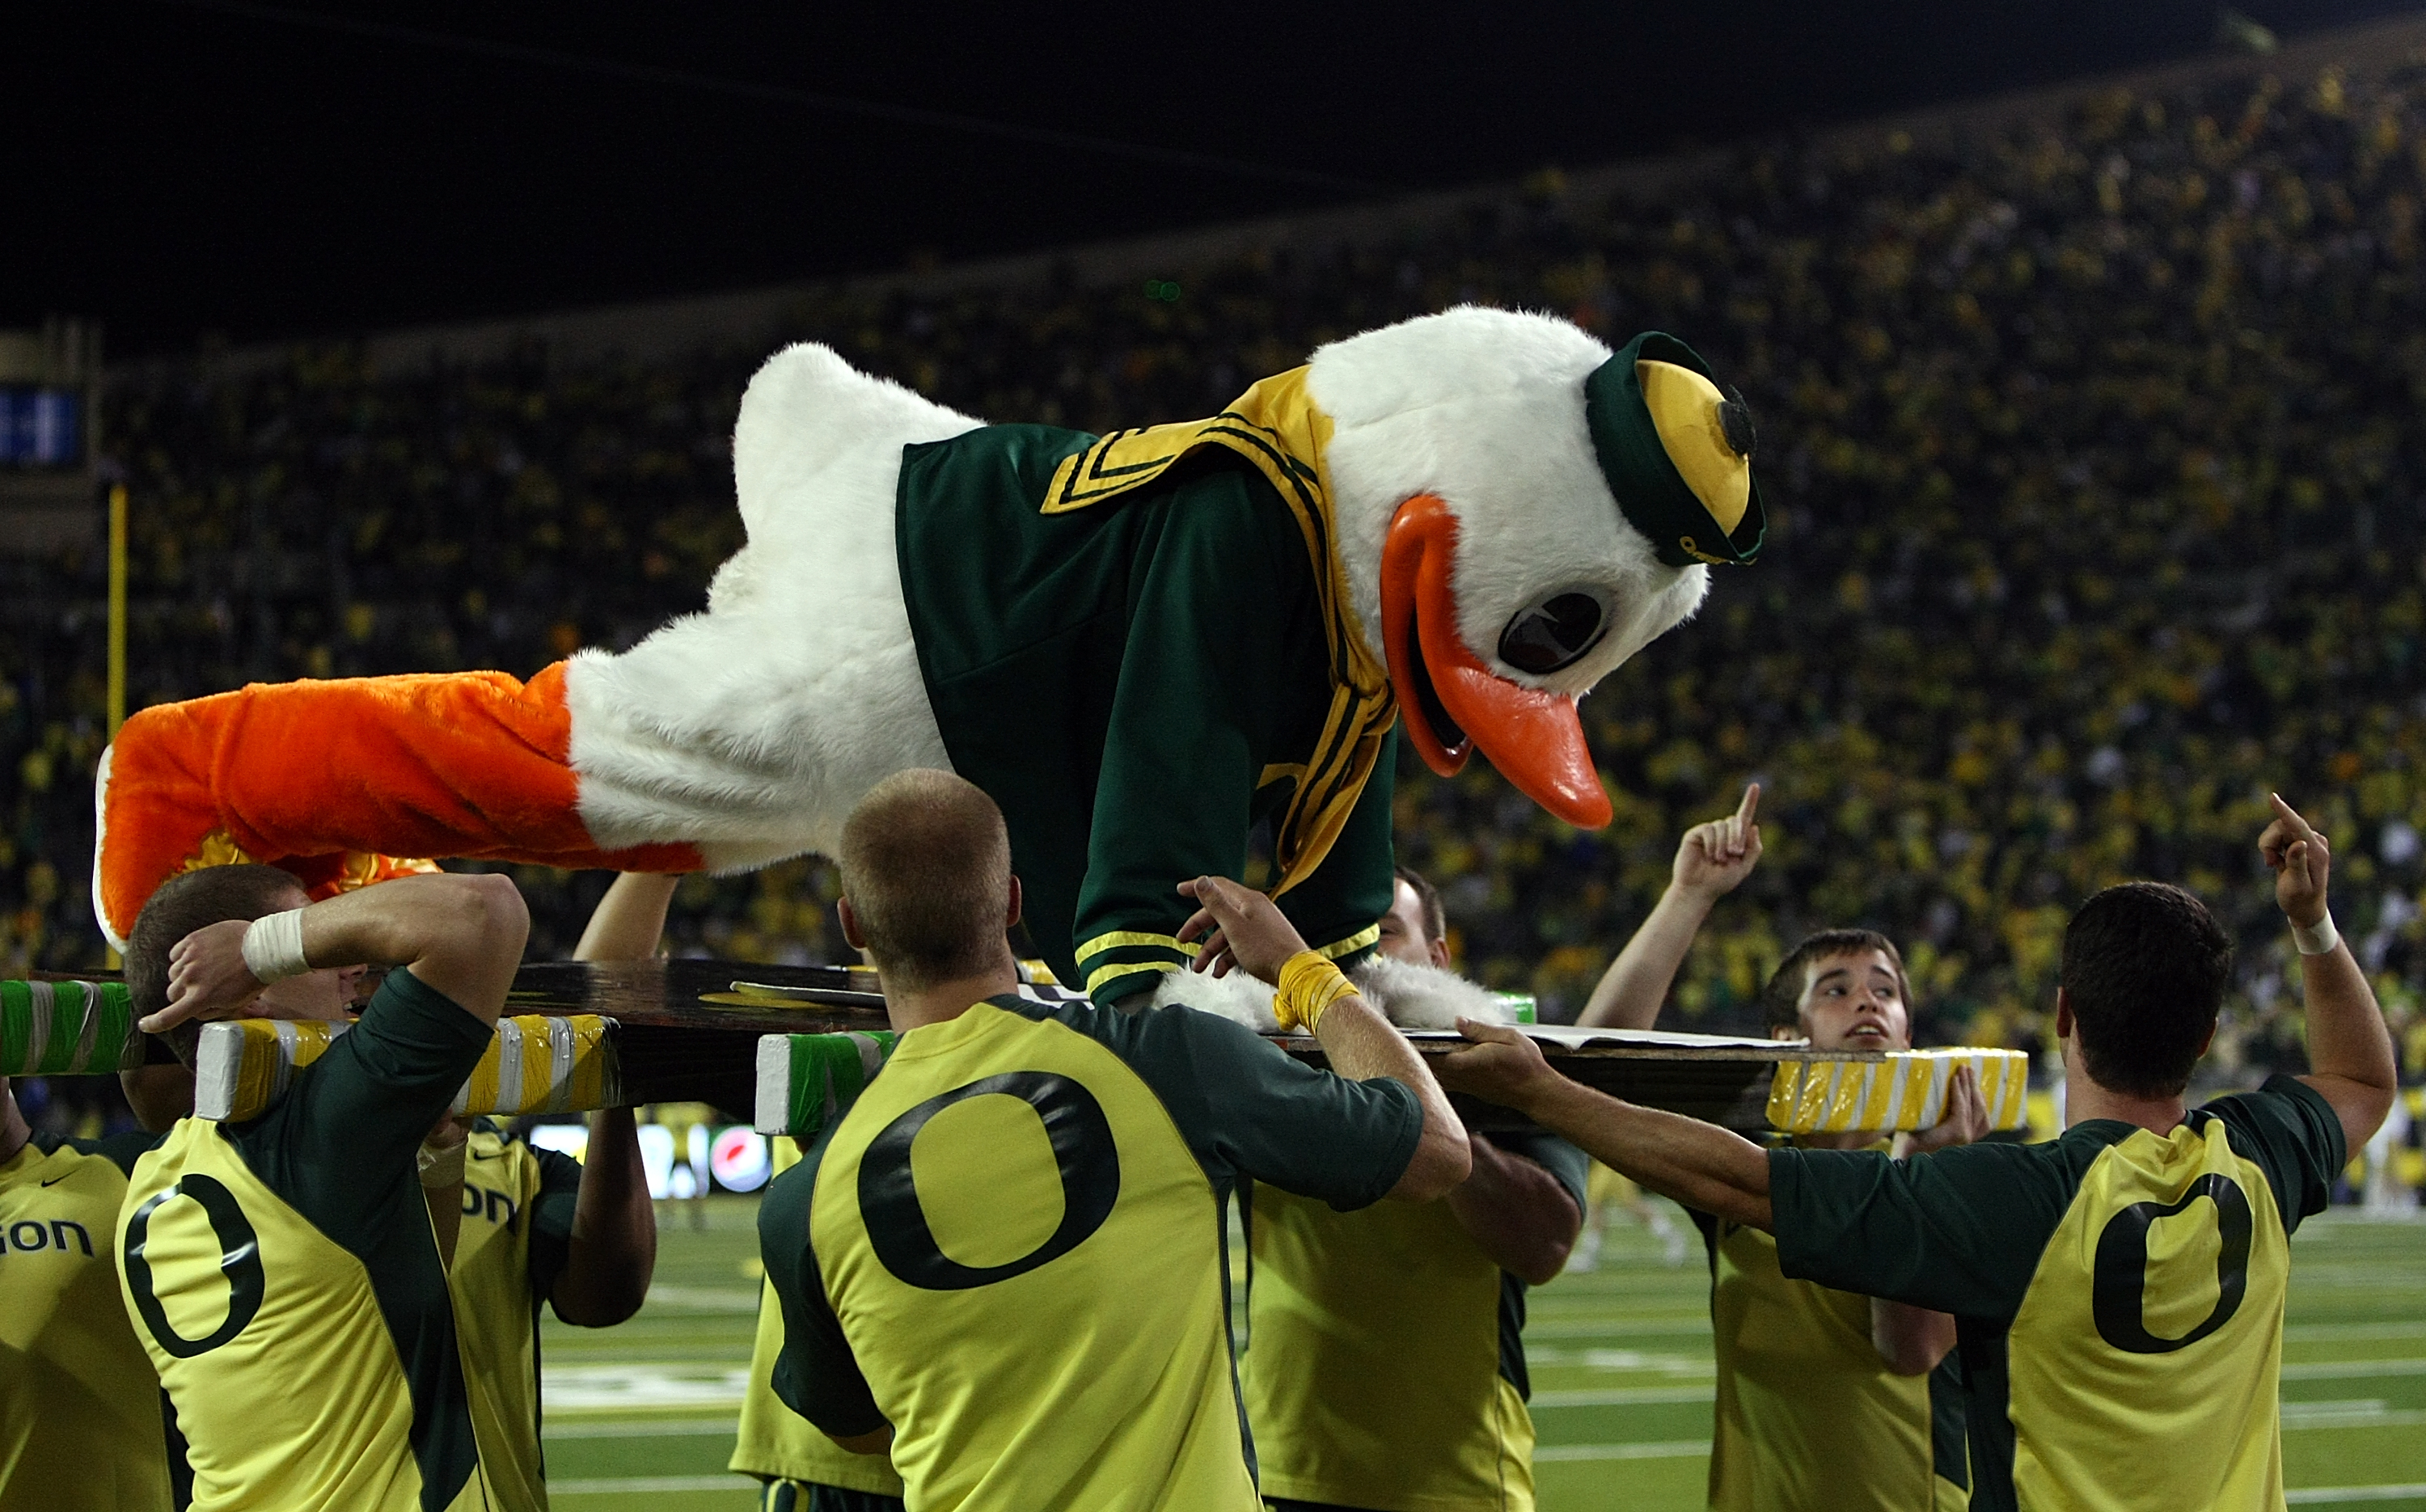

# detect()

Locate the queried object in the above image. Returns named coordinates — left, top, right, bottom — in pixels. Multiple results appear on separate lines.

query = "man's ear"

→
left=838, top=897, right=868, bottom=952
left=1005, top=875, right=1023, bottom=931
left=2052, top=986, right=2073, bottom=1041
left=1770, top=1024, right=1801, bottom=1043
left=2197, top=1017, right=2218, bottom=1058
left=1427, top=935, right=1452, bottom=971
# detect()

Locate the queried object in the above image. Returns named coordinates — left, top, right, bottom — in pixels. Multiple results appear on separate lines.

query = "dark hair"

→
left=125, top=864, right=311, bottom=1067
left=1393, top=864, right=1446, bottom=950
left=1760, top=928, right=1911, bottom=1033
left=838, top=769, right=1014, bottom=992
left=2060, top=882, right=2233, bottom=1098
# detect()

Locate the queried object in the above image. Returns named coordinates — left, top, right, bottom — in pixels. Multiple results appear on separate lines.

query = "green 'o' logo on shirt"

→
left=2090, top=1173, right=2252, bottom=1355
left=858, top=1071, right=1121, bottom=1290
left=123, top=1174, right=267, bottom=1358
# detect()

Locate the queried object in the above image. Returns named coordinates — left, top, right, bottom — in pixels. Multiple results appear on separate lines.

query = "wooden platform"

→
left=34, top=959, right=1873, bottom=1131
left=505, top=959, right=1868, bottom=1131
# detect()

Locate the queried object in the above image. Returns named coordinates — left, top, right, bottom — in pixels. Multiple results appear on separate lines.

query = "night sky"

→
left=9, top=0, right=2421, bottom=355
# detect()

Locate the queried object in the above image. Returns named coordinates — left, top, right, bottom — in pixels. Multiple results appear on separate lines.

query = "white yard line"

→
left=550, top=1475, right=748, bottom=1495
left=2286, top=1321, right=2426, bottom=1342
left=2284, top=1410, right=2426, bottom=1430
left=544, top=1418, right=740, bottom=1439
left=1532, top=1386, right=1715, bottom=1408
left=637, top=1285, right=761, bottom=1312
left=2281, top=1358, right=2426, bottom=1381
left=1525, top=1317, right=1714, bottom=1339
left=1524, top=1346, right=1714, bottom=1375
left=1534, top=1439, right=1710, bottom=1463
left=541, top=1364, right=753, bottom=1409
left=2284, top=1486, right=2426, bottom=1505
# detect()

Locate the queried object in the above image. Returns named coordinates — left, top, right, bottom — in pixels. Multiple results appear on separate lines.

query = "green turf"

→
left=539, top=1196, right=2426, bottom=1510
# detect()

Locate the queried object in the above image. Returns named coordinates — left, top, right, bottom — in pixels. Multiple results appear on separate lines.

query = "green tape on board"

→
left=755, top=1030, right=901, bottom=1138
left=1, top=981, right=144, bottom=1076
left=1494, top=992, right=1539, bottom=1025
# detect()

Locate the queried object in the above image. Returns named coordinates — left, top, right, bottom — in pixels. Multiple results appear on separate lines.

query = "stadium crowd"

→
left=11, top=57, right=2426, bottom=1115
left=0, top=46, right=2420, bottom=1512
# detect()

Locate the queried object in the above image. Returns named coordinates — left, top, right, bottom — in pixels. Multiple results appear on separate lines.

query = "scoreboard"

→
left=0, top=319, right=100, bottom=550
left=0, top=386, right=82, bottom=467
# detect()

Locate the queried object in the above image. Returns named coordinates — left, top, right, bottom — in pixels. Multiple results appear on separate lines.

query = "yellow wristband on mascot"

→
left=1274, top=952, right=1357, bottom=1034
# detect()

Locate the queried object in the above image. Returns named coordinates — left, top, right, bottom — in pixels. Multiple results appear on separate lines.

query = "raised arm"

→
left=145, top=870, right=528, bottom=1034
left=552, top=873, right=672, bottom=1326
left=573, top=871, right=682, bottom=961
left=1179, top=875, right=1472, bottom=1201
left=1438, top=1020, right=1773, bottom=1229
left=2263, top=794, right=2397, bottom=1154
left=1579, top=783, right=1762, bottom=1028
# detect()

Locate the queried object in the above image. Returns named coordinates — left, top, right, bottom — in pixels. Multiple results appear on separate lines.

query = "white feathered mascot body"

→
left=96, top=307, right=1765, bottom=1029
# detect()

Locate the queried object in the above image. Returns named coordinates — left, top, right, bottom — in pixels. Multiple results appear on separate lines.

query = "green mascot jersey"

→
left=898, top=423, right=1397, bottom=1006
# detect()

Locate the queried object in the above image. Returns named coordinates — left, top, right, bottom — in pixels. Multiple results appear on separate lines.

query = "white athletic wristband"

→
left=240, top=908, right=312, bottom=982
left=2291, top=912, right=2339, bottom=957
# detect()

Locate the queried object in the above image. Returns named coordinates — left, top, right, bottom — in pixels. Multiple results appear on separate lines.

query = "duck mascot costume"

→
left=92, top=306, right=1763, bottom=1027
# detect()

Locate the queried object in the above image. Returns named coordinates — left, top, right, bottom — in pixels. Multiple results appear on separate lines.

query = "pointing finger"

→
left=1736, top=783, right=1760, bottom=826
left=2269, top=793, right=2317, bottom=843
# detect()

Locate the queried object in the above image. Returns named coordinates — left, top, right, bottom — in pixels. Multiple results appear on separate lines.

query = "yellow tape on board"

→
left=196, top=1014, right=619, bottom=1121
left=1766, top=1048, right=2031, bottom=1135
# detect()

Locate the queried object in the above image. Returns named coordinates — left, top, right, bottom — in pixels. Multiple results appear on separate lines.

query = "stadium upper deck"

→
left=7, top=19, right=2426, bottom=1108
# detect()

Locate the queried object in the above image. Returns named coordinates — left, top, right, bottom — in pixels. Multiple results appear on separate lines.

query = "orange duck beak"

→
left=1380, top=494, right=1614, bottom=829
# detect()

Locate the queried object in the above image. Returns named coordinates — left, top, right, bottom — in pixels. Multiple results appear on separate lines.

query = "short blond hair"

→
left=838, top=770, right=1013, bottom=990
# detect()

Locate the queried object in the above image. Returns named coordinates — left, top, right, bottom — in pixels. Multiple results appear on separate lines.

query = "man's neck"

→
left=2062, top=1041, right=2188, bottom=1135
left=882, top=961, right=1025, bottom=1033
left=2065, top=1083, right=2188, bottom=1136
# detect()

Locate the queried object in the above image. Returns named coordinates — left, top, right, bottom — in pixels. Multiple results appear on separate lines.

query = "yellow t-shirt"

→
left=760, top=995, right=1420, bottom=1512
left=119, top=970, right=501, bottom=1512
left=1699, top=1205, right=1967, bottom=1512
left=0, top=1131, right=174, bottom=1512
left=731, top=1280, right=907, bottom=1500
left=1772, top=1075, right=2346, bottom=1512
left=446, top=1126, right=587, bottom=1512
left=1245, top=1133, right=1589, bottom=1512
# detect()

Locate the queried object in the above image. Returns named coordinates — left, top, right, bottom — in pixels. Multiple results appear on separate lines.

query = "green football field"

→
left=539, top=1196, right=2426, bottom=1510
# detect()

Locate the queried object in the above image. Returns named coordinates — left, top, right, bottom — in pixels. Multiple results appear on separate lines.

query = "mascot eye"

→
left=1497, top=590, right=1611, bottom=675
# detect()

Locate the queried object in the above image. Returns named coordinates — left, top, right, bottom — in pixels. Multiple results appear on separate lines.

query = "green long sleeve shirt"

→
left=896, top=426, right=1396, bottom=1006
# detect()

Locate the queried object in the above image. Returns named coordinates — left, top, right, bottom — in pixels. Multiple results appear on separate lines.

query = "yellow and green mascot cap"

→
left=1585, top=331, right=1766, bottom=568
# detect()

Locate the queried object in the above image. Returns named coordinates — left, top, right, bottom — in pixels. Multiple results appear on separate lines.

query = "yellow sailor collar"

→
left=1038, top=368, right=1392, bottom=899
